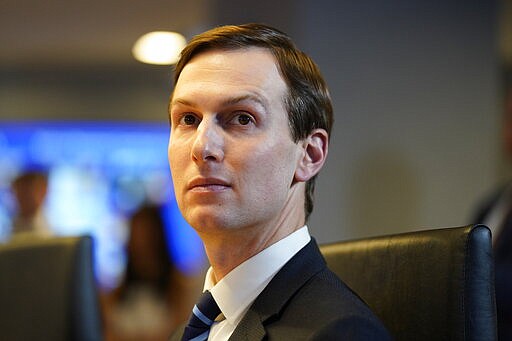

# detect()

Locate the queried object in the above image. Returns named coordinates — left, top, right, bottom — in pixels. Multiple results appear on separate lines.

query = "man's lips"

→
left=187, top=177, right=231, bottom=191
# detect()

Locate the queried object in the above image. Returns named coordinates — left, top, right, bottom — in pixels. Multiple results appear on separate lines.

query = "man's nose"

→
left=191, top=119, right=224, bottom=162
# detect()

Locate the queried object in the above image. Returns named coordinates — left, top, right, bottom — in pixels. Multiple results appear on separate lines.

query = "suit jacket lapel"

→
left=229, top=239, right=326, bottom=341
left=228, top=309, right=266, bottom=340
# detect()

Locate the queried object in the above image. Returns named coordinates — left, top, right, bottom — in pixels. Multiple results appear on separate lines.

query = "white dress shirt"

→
left=204, top=225, right=311, bottom=341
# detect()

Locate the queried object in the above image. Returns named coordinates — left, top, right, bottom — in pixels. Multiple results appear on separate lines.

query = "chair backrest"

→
left=320, top=225, right=497, bottom=341
left=0, top=235, right=103, bottom=341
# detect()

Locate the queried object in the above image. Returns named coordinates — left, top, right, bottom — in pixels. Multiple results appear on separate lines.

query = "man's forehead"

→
left=177, top=47, right=281, bottom=83
left=186, top=46, right=275, bottom=66
left=171, top=47, right=287, bottom=105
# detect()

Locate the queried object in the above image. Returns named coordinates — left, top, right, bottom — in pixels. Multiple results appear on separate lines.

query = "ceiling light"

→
left=132, top=31, right=186, bottom=65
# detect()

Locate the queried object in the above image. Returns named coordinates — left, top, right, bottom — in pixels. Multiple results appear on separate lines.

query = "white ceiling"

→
left=0, top=0, right=212, bottom=66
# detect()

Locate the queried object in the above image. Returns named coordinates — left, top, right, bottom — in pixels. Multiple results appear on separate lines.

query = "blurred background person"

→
left=102, top=204, right=192, bottom=341
left=10, top=170, right=52, bottom=238
left=472, top=81, right=512, bottom=340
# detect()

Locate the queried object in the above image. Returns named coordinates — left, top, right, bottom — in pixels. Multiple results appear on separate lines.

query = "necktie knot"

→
left=181, top=291, right=221, bottom=341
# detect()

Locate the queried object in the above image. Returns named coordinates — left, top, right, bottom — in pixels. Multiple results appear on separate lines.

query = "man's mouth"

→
left=188, top=177, right=231, bottom=191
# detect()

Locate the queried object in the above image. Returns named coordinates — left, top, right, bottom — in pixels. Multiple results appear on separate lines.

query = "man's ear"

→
left=295, top=129, right=329, bottom=182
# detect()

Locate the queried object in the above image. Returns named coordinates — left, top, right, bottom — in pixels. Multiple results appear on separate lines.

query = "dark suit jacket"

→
left=171, top=239, right=391, bottom=340
left=473, top=187, right=512, bottom=340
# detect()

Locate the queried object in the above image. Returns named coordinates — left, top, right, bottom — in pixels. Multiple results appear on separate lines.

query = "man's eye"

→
left=234, top=114, right=252, bottom=125
left=181, top=114, right=198, bottom=125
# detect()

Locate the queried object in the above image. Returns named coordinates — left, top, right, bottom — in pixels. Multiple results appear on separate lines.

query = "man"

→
left=10, top=170, right=52, bottom=238
left=168, top=23, right=391, bottom=340
left=473, top=83, right=512, bottom=340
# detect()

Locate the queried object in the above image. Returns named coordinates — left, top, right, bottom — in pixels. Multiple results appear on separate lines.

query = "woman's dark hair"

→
left=121, top=204, right=173, bottom=297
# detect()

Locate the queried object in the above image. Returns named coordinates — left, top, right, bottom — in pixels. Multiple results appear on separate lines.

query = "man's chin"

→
left=185, top=209, right=235, bottom=232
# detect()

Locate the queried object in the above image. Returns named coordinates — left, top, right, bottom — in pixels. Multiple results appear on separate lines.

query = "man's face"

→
left=168, top=47, right=304, bottom=234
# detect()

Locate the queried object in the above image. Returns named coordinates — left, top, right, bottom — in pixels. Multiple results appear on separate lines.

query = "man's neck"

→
left=201, top=215, right=305, bottom=282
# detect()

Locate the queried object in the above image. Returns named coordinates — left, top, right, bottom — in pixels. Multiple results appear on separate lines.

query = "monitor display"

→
left=0, top=121, right=205, bottom=289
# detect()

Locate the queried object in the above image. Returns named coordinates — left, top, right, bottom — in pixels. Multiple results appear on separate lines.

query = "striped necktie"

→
left=181, top=290, right=221, bottom=341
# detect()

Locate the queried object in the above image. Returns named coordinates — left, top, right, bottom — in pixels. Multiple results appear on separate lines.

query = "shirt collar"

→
left=203, top=226, right=311, bottom=326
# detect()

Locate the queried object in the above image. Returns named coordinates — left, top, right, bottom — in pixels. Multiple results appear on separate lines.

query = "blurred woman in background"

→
left=103, top=204, right=192, bottom=341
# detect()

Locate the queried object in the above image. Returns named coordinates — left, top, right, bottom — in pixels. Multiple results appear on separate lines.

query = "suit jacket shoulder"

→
left=472, top=187, right=503, bottom=224
left=230, top=239, right=392, bottom=340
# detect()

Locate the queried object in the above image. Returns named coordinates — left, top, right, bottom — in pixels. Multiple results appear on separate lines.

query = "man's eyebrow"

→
left=170, top=98, right=195, bottom=108
left=170, top=94, right=268, bottom=110
left=223, top=94, right=268, bottom=109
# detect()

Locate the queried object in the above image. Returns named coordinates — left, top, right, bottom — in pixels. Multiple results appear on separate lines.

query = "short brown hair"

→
left=173, top=23, right=333, bottom=221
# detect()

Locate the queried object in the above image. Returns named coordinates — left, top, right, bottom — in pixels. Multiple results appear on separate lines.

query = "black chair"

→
left=320, top=225, right=497, bottom=341
left=0, top=235, right=103, bottom=341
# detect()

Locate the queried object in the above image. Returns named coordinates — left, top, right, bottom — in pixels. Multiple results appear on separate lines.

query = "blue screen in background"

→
left=0, top=121, right=205, bottom=289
